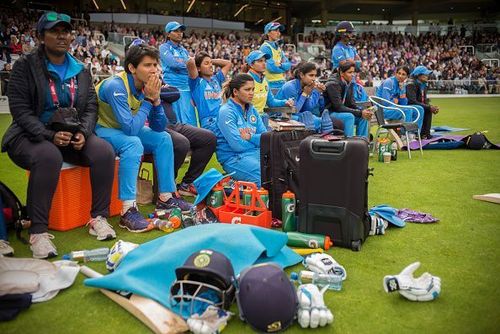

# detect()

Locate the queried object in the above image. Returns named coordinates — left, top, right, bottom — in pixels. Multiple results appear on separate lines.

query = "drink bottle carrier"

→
left=215, top=181, right=272, bottom=228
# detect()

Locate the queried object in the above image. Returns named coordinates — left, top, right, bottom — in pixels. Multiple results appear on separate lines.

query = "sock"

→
left=159, top=192, right=173, bottom=202
left=121, top=200, right=135, bottom=215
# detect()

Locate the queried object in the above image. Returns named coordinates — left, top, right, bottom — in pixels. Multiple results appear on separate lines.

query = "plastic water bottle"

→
left=63, top=247, right=109, bottom=262
left=151, top=218, right=174, bottom=232
left=290, top=270, right=343, bottom=291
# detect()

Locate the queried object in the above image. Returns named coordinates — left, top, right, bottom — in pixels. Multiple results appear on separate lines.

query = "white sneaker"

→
left=87, top=216, right=116, bottom=241
left=30, top=233, right=58, bottom=259
left=0, top=239, right=14, bottom=256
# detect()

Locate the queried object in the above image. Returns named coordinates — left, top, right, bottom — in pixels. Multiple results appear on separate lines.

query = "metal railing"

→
left=460, top=45, right=475, bottom=55
left=481, top=59, right=499, bottom=67
left=425, top=79, right=499, bottom=94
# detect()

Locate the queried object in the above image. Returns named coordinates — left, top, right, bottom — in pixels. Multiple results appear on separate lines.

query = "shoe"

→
left=88, top=216, right=116, bottom=241
left=156, top=194, right=194, bottom=213
left=0, top=240, right=14, bottom=256
left=177, top=182, right=198, bottom=197
left=30, top=233, right=58, bottom=259
left=119, top=207, right=152, bottom=233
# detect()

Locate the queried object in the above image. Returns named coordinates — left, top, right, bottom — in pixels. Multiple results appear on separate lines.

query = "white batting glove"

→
left=303, top=253, right=347, bottom=281
left=383, top=262, right=441, bottom=302
left=297, top=284, right=334, bottom=329
left=369, top=215, right=388, bottom=235
left=187, top=306, right=232, bottom=334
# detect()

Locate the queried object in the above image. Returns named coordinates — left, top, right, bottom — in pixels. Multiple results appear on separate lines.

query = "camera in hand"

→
left=49, top=107, right=81, bottom=134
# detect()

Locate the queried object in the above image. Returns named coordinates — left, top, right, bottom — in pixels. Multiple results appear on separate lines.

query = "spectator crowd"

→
left=1, top=8, right=499, bottom=95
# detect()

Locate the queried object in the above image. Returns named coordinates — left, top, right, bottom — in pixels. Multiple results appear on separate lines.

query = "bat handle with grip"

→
left=80, top=265, right=104, bottom=279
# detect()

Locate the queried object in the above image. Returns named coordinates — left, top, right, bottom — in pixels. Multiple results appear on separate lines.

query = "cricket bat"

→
left=472, top=193, right=500, bottom=204
left=80, top=266, right=188, bottom=334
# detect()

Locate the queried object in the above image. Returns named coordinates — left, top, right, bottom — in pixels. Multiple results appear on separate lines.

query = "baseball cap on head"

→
left=264, top=22, right=284, bottom=34
left=165, top=21, right=186, bottom=33
left=37, top=12, right=72, bottom=35
left=236, top=263, right=297, bottom=333
left=411, top=65, right=432, bottom=77
left=245, top=50, right=271, bottom=65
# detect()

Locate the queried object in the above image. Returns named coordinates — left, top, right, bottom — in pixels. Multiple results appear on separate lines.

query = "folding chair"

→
left=368, top=96, right=423, bottom=159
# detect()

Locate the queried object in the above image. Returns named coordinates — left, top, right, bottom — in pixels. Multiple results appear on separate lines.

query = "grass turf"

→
left=0, top=97, right=499, bottom=333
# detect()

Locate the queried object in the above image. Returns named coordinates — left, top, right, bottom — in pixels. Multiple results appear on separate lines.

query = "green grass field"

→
left=0, top=97, right=499, bottom=334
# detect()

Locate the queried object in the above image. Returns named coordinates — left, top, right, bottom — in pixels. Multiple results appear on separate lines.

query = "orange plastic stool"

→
left=45, top=159, right=121, bottom=231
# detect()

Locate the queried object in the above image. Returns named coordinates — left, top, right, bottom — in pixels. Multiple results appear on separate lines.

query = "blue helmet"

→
left=170, top=249, right=236, bottom=316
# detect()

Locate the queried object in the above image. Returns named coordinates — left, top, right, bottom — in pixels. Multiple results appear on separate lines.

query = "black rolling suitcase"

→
left=260, top=130, right=315, bottom=219
left=298, top=137, right=371, bottom=251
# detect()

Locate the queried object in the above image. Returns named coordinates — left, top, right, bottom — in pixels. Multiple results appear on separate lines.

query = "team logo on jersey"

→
left=250, top=115, right=257, bottom=123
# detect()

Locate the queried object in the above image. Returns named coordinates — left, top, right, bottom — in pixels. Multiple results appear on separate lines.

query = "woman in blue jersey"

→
left=159, top=21, right=197, bottom=126
left=275, top=62, right=334, bottom=132
left=331, top=21, right=368, bottom=104
left=331, top=21, right=360, bottom=71
left=376, top=66, right=424, bottom=130
left=216, top=74, right=267, bottom=187
left=186, top=51, right=231, bottom=133
left=259, top=22, right=292, bottom=91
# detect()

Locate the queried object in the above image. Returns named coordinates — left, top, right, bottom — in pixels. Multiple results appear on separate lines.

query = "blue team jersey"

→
left=189, top=70, right=226, bottom=122
left=331, top=42, right=358, bottom=70
left=159, top=41, right=190, bottom=90
left=215, top=98, right=267, bottom=164
left=376, top=76, right=408, bottom=104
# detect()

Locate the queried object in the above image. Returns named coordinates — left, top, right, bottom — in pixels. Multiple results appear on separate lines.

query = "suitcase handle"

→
left=310, top=140, right=346, bottom=156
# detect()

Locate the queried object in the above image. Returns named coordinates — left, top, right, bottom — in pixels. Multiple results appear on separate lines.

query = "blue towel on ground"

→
left=84, top=224, right=302, bottom=310
left=369, top=205, right=406, bottom=227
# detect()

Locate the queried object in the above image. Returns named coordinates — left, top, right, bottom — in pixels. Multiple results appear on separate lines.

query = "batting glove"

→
left=187, top=306, right=232, bottom=334
left=383, top=262, right=441, bottom=302
left=303, top=253, right=347, bottom=281
left=297, top=284, right=334, bottom=329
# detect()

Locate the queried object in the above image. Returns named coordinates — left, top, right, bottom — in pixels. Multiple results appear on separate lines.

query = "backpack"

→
left=0, top=181, right=30, bottom=243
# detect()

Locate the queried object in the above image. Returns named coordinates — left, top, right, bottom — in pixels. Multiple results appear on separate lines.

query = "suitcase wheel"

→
left=351, top=240, right=362, bottom=251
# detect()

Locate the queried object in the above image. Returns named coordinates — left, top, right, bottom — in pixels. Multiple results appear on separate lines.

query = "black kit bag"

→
left=298, top=136, right=372, bottom=251
left=0, top=181, right=30, bottom=243
left=260, top=130, right=316, bottom=219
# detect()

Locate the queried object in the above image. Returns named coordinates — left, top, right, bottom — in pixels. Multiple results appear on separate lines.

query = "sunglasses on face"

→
left=46, top=12, right=71, bottom=23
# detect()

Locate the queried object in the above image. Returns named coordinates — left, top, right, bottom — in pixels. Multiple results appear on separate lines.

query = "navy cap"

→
left=335, top=21, right=355, bottom=34
left=411, top=65, right=432, bottom=77
left=245, top=50, right=271, bottom=65
left=264, top=22, right=284, bottom=34
left=165, top=21, right=186, bottom=33
left=37, top=12, right=72, bottom=35
left=237, top=263, right=297, bottom=333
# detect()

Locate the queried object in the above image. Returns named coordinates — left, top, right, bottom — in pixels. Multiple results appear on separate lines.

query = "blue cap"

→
left=245, top=50, right=271, bottom=65
left=36, top=12, right=73, bottom=35
left=411, top=65, right=432, bottom=77
left=193, top=168, right=234, bottom=206
left=165, top=21, right=186, bottom=33
left=264, top=22, right=284, bottom=34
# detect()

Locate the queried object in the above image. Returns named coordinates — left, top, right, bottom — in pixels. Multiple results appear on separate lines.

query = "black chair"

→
left=369, top=96, right=423, bottom=159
